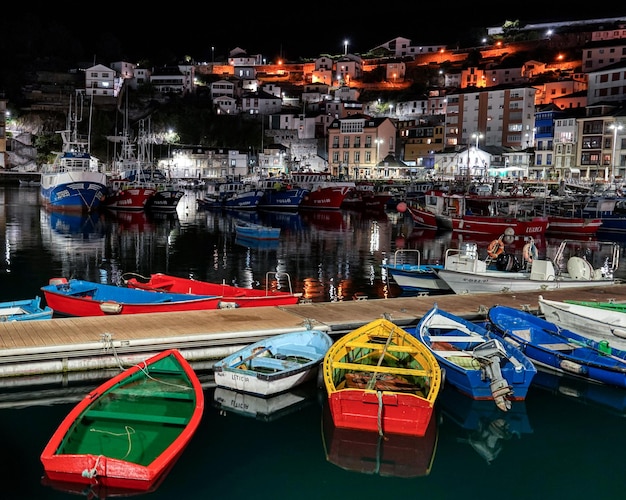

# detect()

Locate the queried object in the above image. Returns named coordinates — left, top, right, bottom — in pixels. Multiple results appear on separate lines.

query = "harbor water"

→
left=1, top=185, right=626, bottom=499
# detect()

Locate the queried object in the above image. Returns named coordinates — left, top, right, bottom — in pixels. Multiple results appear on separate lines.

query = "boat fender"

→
left=100, top=301, right=122, bottom=314
left=218, top=301, right=240, bottom=309
left=559, top=359, right=588, bottom=375
left=522, top=242, right=538, bottom=263
left=487, top=239, right=505, bottom=259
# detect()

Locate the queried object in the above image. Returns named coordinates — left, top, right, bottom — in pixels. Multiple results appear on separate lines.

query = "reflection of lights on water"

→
left=302, top=277, right=325, bottom=301
left=367, top=263, right=376, bottom=286
left=4, top=239, right=10, bottom=272
left=369, top=221, right=380, bottom=253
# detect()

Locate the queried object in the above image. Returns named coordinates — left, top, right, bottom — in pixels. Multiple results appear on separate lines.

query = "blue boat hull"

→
left=40, top=179, right=106, bottom=213
left=258, top=188, right=308, bottom=211
left=487, top=305, right=626, bottom=388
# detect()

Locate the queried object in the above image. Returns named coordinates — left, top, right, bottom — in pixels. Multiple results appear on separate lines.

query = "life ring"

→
left=522, top=242, right=538, bottom=263
left=487, top=239, right=505, bottom=259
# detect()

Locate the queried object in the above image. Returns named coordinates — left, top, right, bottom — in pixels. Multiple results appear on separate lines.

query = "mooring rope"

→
left=88, top=425, right=136, bottom=460
left=377, top=391, right=384, bottom=437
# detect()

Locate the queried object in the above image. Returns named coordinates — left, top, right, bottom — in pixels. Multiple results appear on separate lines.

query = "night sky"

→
left=2, top=5, right=626, bottom=65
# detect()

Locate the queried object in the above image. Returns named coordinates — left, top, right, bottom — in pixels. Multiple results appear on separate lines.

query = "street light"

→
left=472, top=132, right=484, bottom=149
left=375, top=138, right=384, bottom=167
left=610, top=122, right=624, bottom=182
left=344, top=39, right=348, bottom=55
left=211, top=46, right=214, bottom=63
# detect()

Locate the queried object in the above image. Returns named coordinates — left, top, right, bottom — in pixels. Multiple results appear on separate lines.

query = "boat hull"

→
left=488, top=305, right=626, bottom=387
left=323, top=318, right=441, bottom=437
left=0, top=296, right=53, bottom=321
left=103, top=186, right=156, bottom=211
left=124, top=273, right=301, bottom=307
left=258, top=188, right=308, bottom=211
left=146, top=189, right=184, bottom=211
left=435, top=268, right=617, bottom=294
left=300, top=186, right=352, bottom=210
left=212, top=329, right=333, bottom=397
left=41, top=279, right=221, bottom=317
left=40, top=349, right=204, bottom=491
left=410, top=306, right=536, bottom=405
left=40, top=171, right=107, bottom=213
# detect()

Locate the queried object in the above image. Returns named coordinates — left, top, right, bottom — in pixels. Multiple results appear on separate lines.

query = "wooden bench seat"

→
left=85, top=410, right=189, bottom=426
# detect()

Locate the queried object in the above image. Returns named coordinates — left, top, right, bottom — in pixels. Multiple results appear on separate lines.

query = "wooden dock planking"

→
left=1, top=284, right=625, bottom=378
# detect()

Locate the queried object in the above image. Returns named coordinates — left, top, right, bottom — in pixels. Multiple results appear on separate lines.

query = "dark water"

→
left=2, top=185, right=626, bottom=499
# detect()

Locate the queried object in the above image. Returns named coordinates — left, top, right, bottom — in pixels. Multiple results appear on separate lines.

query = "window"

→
left=343, top=137, right=350, bottom=148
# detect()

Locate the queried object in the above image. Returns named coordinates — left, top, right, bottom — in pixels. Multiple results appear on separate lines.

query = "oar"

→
left=546, top=325, right=626, bottom=367
left=231, top=346, right=272, bottom=368
left=366, top=325, right=396, bottom=390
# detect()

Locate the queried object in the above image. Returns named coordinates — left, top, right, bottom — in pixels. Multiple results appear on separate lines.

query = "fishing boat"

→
left=400, top=190, right=549, bottom=237
left=102, top=179, right=157, bottom=211
left=487, top=305, right=626, bottom=387
left=381, top=249, right=450, bottom=294
left=0, top=296, right=53, bottom=321
left=212, top=328, right=333, bottom=396
left=321, top=402, right=438, bottom=478
left=289, top=171, right=354, bottom=210
left=434, top=239, right=620, bottom=295
left=410, top=305, right=536, bottom=410
left=40, top=349, right=204, bottom=491
left=235, top=222, right=281, bottom=240
left=251, top=177, right=309, bottom=211
left=123, top=272, right=302, bottom=307
left=322, top=317, right=442, bottom=437
left=538, top=296, right=626, bottom=344
left=40, top=91, right=107, bottom=213
left=40, top=278, right=222, bottom=317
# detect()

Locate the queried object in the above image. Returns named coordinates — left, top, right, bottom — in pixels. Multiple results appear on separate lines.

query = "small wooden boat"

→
left=322, top=317, right=442, bottom=437
left=538, top=295, right=626, bottom=343
left=487, top=305, right=626, bottom=387
left=321, top=402, right=438, bottom=478
left=381, top=249, right=450, bottom=294
left=0, top=296, right=53, bottom=321
left=213, top=328, right=333, bottom=397
left=410, top=305, right=536, bottom=410
left=123, top=272, right=301, bottom=308
left=40, top=278, right=222, bottom=317
left=40, top=349, right=204, bottom=491
left=564, top=299, right=626, bottom=313
left=234, top=222, right=281, bottom=240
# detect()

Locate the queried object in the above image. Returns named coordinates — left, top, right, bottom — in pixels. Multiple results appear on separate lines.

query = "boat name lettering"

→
left=57, top=190, right=71, bottom=199
left=230, top=373, right=250, bottom=382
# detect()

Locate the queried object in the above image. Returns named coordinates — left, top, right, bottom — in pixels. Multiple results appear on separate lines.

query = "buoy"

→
left=397, top=201, right=407, bottom=213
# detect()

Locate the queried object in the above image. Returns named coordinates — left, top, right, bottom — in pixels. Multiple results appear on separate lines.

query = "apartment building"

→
left=327, top=115, right=397, bottom=179
left=445, top=85, right=538, bottom=149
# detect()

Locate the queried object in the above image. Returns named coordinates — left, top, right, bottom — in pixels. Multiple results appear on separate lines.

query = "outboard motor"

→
left=472, top=339, right=513, bottom=411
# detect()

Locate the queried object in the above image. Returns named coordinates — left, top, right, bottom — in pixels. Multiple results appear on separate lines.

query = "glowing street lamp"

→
left=344, top=39, right=349, bottom=55
left=375, top=138, right=384, bottom=166
left=610, top=122, right=624, bottom=182
left=472, top=132, right=484, bottom=149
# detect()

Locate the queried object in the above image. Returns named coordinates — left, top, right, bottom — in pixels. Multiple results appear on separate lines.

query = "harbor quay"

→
left=2, top=285, right=625, bottom=380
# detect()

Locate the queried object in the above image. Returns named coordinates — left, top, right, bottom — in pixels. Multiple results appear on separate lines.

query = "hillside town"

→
left=2, top=15, right=626, bottom=187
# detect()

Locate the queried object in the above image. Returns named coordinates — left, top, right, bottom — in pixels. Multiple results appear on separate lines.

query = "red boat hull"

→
left=124, top=273, right=301, bottom=307
left=451, top=214, right=549, bottom=237
left=546, top=216, right=602, bottom=236
left=322, top=403, right=437, bottom=477
left=328, top=389, right=435, bottom=437
left=300, top=186, right=352, bottom=210
left=40, top=349, right=204, bottom=491
left=103, top=186, right=156, bottom=211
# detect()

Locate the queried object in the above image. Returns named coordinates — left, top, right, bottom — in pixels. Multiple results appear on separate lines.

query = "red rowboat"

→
left=123, top=272, right=302, bottom=307
left=40, top=349, right=204, bottom=492
left=41, top=278, right=222, bottom=316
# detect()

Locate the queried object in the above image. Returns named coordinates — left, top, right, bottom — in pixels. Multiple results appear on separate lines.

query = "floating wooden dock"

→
left=1, top=285, right=626, bottom=379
